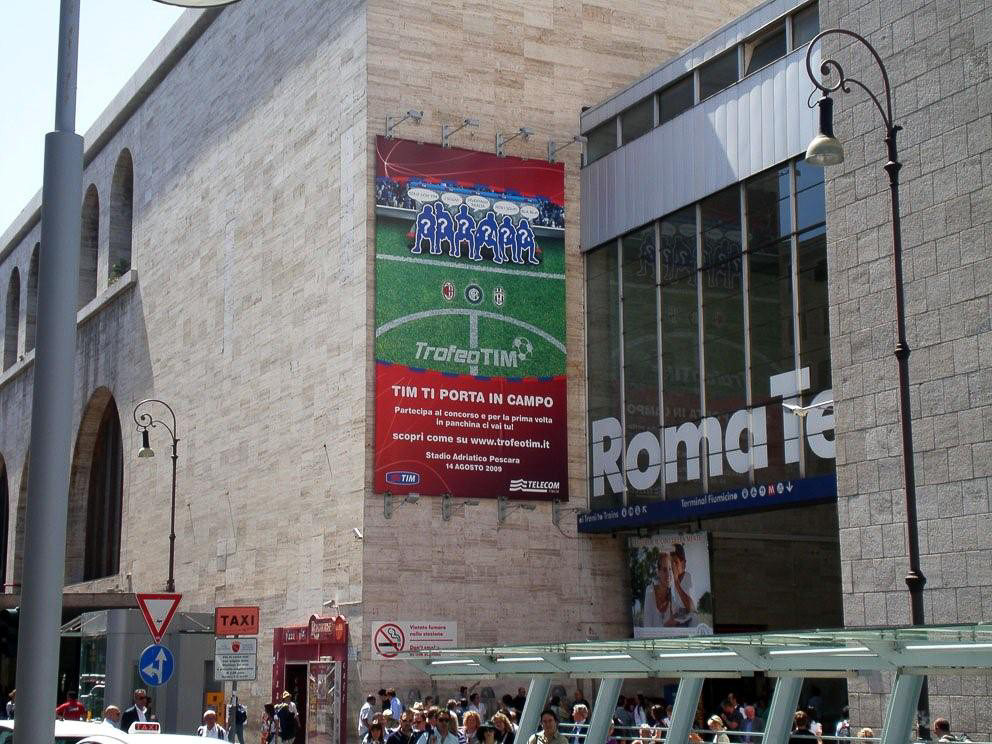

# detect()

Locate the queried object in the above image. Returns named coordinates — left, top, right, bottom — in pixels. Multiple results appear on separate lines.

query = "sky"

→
left=0, top=1, right=191, bottom=232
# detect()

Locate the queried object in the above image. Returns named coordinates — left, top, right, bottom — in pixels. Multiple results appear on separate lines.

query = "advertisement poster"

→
left=629, top=532, right=713, bottom=638
left=374, top=136, right=567, bottom=500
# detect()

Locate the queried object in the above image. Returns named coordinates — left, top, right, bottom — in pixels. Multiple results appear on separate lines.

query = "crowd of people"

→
left=357, top=687, right=972, bottom=744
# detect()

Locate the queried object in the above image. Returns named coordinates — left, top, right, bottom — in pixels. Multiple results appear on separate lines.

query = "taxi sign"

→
left=214, top=606, right=259, bottom=636
left=128, top=722, right=161, bottom=734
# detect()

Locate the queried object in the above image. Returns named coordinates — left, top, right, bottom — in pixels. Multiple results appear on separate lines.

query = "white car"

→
left=77, top=722, right=206, bottom=744
left=0, top=719, right=111, bottom=744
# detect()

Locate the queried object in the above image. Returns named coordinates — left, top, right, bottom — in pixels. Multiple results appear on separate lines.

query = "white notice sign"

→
left=214, top=637, right=257, bottom=681
left=370, top=621, right=457, bottom=659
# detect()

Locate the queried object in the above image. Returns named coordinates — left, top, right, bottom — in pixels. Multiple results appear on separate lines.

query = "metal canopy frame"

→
left=399, top=624, right=992, bottom=679
left=401, top=625, right=991, bottom=744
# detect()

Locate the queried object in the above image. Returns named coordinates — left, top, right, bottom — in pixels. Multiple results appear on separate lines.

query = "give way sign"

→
left=136, top=593, right=182, bottom=643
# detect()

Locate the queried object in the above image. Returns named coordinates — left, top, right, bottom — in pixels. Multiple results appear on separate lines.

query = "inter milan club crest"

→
left=441, top=281, right=455, bottom=301
left=493, top=286, right=505, bottom=307
left=464, top=284, right=484, bottom=305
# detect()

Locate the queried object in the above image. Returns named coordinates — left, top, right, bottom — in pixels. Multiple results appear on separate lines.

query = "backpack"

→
left=277, top=706, right=297, bottom=738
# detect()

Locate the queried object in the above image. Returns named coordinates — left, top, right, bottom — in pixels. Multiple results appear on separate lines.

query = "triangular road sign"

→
left=136, top=593, right=182, bottom=643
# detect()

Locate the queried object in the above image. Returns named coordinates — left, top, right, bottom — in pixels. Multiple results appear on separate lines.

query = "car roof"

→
left=78, top=735, right=205, bottom=744
left=0, top=721, right=111, bottom=736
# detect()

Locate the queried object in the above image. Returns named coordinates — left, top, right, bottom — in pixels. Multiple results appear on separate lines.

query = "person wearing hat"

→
left=197, top=710, right=227, bottom=739
left=276, top=693, right=299, bottom=744
left=477, top=723, right=498, bottom=744
left=383, top=710, right=399, bottom=735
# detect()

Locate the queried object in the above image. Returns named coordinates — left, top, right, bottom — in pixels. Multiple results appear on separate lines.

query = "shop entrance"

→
left=272, top=616, right=349, bottom=744
left=285, top=664, right=308, bottom=744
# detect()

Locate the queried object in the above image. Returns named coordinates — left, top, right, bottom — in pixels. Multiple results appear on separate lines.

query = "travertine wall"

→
left=0, top=0, right=766, bottom=727
left=821, top=0, right=992, bottom=735
left=358, top=0, right=763, bottom=702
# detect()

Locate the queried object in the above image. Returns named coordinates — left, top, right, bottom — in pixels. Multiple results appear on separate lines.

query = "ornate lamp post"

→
left=134, top=399, right=181, bottom=592
left=805, top=29, right=929, bottom=735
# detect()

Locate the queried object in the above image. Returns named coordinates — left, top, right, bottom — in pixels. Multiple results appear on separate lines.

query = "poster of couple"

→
left=629, top=532, right=713, bottom=638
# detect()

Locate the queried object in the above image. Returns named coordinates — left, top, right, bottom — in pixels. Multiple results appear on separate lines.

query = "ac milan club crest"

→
left=441, top=281, right=455, bottom=301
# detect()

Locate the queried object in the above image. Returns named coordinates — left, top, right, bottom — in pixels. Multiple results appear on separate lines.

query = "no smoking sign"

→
left=373, top=623, right=405, bottom=658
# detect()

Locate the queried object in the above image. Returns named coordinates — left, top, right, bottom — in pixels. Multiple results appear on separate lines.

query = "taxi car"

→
left=77, top=721, right=205, bottom=744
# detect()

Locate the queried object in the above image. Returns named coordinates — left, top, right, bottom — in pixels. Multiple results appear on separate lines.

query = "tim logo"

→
left=385, top=471, right=421, bottom=486
left=509, top=479, right=560, bottom=494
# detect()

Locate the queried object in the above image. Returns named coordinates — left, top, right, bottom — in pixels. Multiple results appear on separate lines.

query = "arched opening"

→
left=12, top=452, right=28, bottom=589
left=4, top=269, right=20, bottom=371
left=79, top=185, right=99, bottom=310
left=0, top=456, right=8, bottom=590
left=109, top=150, right=133, bottom=282
left=66, top=390, right=123, bottom=583
left=25, top=245, right=39, bottom=353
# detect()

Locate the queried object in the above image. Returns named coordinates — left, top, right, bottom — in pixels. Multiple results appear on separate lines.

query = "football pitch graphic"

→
left=373, top=137, right=568, bottom=500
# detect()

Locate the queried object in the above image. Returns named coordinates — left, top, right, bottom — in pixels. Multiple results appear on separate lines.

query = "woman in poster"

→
left=641, top=552, right=676, bottom=627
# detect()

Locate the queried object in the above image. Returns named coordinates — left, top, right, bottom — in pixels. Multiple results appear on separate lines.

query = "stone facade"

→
left=0, top=0, right=760, bottom=727
left=820, top=0, right=992, bottom=735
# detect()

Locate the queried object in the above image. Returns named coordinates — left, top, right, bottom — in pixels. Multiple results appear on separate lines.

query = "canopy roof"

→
left=399, top=624, right=992, bottom=679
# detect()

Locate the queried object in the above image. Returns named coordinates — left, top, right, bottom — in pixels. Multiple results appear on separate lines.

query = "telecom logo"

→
left=509, top=479, right=560, bottom=494
left=385, top=471, right=421, bottom=486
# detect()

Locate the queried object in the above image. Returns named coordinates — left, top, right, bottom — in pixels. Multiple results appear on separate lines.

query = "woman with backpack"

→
left=261, top=703, right=280, bottom=744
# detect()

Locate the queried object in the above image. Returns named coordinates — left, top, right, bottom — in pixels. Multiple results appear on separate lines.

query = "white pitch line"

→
left=376, top=252, right=564, bottom=280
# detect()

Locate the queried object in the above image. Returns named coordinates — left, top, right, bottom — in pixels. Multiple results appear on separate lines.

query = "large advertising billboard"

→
left=374, top=137, right=567, bottom=500
left=629, top=532, right=713, bottom=638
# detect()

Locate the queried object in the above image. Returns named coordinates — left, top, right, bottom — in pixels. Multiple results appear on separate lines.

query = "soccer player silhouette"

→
left=498, top=216, right=517, bottom=265
left=452, top=204, right=476, bottom=258
left=412, top=202, right=437, bottom=255
left=516, top=218, right=539, bottom=265
left=473, top=211, right=500, bottom=263
left=433, top=203, right=455, bottom=256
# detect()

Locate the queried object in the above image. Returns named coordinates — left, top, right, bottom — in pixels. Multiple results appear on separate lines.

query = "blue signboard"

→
left=577, top=474, right=836, bottom=533
left=138, top=643, right=175, bottom=687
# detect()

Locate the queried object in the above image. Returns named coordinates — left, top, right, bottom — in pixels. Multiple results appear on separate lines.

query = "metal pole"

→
left=167, top=439, right=178, bottom=592
left=517, top=678, right=551, bottom=741
left=761, top=676, right=803, bottom=744
left=878, top=674, right=924, bottom=744
left=15, top=2, right=83, bottom=743
left=584, top=678, right=621, bottom=744
left=662, top=677, right=704, bottom=744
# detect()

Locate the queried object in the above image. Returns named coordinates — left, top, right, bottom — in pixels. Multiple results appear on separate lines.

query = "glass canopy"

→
left=398, top=624, right=992, bottom=678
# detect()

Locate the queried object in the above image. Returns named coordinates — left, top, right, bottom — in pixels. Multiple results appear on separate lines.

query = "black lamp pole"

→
left=133, top=399, right=180, bottom=593
left=805, top=29, right=929, bottom=736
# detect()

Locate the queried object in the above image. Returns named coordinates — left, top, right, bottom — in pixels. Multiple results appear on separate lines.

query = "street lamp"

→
left=133, top=399, right=181, bottom=592
left=17, top=2, right=242, bottom=743
left=804, top=28, right=929, bottom=735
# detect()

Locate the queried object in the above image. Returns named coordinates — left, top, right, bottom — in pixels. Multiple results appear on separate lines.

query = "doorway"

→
left=285, top=664, right=308, bottom=744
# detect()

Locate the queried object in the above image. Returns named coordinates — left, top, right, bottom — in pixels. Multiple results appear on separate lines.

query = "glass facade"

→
left=586, top=158, right=830, bottom=511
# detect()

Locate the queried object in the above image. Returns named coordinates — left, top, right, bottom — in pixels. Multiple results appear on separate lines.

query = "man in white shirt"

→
left=197, top=710, right=227, bottom=739
left=417, top=711, right=460, bottom=744
left=360, top=694, right=377, bottom=739
left=468, top=694, right=486, bottom=720
left=120, top=689, right=150, bottom=732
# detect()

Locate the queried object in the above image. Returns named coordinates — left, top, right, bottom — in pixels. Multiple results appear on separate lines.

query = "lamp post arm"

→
left=805, top=28, right=895, bottom=131
left=133, top=398, right=178, bottom=442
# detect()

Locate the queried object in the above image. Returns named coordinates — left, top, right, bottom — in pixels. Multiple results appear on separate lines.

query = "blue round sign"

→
left=138, top=643, right=174, bottom=687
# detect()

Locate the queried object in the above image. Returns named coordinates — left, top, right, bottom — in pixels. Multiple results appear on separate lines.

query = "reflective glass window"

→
left=700, top=188, right=746, bottom=491
left=797, top=224, right=831, bottom=475
left=699, top=49, right=739, bottom=100
left=792, top=3, right=820, bottom=48
left=659, top=208, right=701, bottom=499
left=745, top=23, right=787, bottom=75
left=587, top=243, right=623, bottom=507
left=621, top=97, right=654, bottom=145
left=796, top=158, right=826, bottom=230
left=622, top=227, right=661, bottom=502
left=585, top=120, right=617, bottom=164
left=658, top=76, right=694, bottom=125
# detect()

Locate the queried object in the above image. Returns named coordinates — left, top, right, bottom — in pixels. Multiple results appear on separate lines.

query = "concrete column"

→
left=762, top=677, right=803, bottom=744
left=584, top=678, right=622, bottom=744
left=518, top=678, right=552, bottom=742
left=879, top=674, right=924, bottom=744
left=663, top=677, right=704, bottom=744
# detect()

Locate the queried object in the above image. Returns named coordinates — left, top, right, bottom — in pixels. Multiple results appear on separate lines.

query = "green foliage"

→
left=697, top=591, right=713, bottom=614
left=109, top=259, right=130, bottom=284
left=629, top=546, right=660, bottom=597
